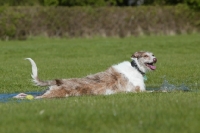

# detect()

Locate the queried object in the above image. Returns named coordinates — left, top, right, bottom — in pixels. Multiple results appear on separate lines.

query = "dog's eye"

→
left=144, top=55, right=148, bottom=57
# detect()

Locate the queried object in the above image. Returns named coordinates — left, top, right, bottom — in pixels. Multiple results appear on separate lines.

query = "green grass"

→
left=0, top=34, right=200, bottom=133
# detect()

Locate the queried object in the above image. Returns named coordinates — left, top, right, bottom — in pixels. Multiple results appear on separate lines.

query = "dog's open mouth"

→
left=145, top=62, right=156, bottom=70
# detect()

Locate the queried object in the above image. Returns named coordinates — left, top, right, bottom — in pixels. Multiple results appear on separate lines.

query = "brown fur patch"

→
left=132, top=51, right=146, bottom=58
left=55, top=79, right=63, bottom=86
left=135, top=86, right=140, bottom=92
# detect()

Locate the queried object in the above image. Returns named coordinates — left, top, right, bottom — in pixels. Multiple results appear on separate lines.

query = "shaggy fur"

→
left=14, top=51, right=157, bottom=99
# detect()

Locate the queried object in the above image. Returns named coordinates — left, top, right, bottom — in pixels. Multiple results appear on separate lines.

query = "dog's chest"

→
left=113, top=61, right=145, bottom=91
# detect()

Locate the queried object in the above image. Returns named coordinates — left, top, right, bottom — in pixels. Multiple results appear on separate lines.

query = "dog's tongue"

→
left=149, top=65, right=156, bottom=70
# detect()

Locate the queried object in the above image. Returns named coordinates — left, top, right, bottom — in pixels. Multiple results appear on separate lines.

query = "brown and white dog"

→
left=15, top=51, right=157, bottom=99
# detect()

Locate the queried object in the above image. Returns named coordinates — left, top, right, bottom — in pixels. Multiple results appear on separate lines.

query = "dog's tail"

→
left=26, top=58, right=58, bottom=86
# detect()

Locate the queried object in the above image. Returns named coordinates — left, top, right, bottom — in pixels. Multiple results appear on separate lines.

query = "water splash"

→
left=159, top=79, right=190, bottom=92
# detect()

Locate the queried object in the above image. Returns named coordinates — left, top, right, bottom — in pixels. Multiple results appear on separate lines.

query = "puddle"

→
left=0, top=91, right=43, bottom=103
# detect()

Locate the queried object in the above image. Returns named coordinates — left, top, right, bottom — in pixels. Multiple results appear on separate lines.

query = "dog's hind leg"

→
left=35, top=86, right=70, bottom=99
left=13, top=93, right=28, bottom=99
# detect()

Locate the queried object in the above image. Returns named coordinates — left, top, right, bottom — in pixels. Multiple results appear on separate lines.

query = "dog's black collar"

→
left=131, top=60, right=145, bottom=75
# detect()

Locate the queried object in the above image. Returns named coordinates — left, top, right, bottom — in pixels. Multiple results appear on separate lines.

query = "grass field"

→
left=0, top=34, right=200, bottom=133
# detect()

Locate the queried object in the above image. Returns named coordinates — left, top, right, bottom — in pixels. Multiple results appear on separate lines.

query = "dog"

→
left=14, top=51, right=157, bottom=99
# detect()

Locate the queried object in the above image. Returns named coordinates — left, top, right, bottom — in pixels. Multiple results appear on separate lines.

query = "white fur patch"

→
left=105, top=89, right=114, bottom=95
left=113, top=61, right=145, bottom=91
left=25, top=58, right=38, bottom=79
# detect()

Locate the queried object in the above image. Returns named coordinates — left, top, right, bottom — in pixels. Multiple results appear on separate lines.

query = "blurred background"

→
left=0, top=0, right=200, bottom=40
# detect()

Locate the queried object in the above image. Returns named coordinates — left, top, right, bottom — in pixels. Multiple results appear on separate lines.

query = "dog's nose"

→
left=153, top=58, right=157, bottom=63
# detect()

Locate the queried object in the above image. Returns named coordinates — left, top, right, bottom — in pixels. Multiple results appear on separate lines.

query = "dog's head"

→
left=131, top=51, right=157, bottom=72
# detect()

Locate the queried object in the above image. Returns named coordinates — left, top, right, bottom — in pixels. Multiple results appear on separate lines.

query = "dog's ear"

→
left=131, top=52, right=143, bottom=58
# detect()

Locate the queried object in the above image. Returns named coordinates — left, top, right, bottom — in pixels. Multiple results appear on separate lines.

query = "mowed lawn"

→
left=0, top=34, right=200, bottom=133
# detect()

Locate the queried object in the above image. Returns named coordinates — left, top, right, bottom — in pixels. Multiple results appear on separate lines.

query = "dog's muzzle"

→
left=145, top=58, right=157, bottom=70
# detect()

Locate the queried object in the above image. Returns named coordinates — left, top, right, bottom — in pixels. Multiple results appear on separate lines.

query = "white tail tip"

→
left=25, top=58, right=38, bottom=80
